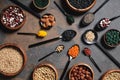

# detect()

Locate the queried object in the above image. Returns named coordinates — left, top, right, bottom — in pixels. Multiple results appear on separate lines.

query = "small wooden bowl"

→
left=0, top=43, right=27, bottom=76
left=69, top=63, right=94, bottom=80
left=101, top=69, right=120, bottom=80
left=0, top=5, right=26, bottom=31
left=33, top=63, right=58, bottom=80
left=103, top=29, right=120, bottom=48
left=33, top=0, right=50, bottom=10
left=65, top=0, right=96, bottom=13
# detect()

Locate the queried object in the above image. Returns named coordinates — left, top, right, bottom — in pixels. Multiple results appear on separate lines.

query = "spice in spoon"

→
left=83, top=47, right=102, bottom=72
left=38, top=45, right=64, bottom=61
left=17, top=30, right=47, bottom=38
left=60, top=44, right=80, bottom=80
left=55, top=45, right=64, bottom=53
left=68, top=44, right=80, bottom=58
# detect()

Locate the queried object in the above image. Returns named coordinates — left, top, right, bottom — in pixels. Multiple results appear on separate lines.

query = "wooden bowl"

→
left=69, top=63, right=94, bottom=80
left=101, top=69, right=120, bottom=80
left=33, top=0, right=50, bottom=10
left=103, top=29, right=120, bottom=48
left=0, top=5, right=26, bottom=31
left=65, top=0, right=96, bottom=13
left=0, top=43, right=27, bottom=76
left=33, top=63, right=58, bottom=80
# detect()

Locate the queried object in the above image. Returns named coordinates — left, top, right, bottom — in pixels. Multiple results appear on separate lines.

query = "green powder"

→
left=34, top=0, right=49, bottom=8
left=105, top=30, right=120, bottom=46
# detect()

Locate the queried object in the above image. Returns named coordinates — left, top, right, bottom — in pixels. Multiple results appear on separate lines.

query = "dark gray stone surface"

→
left=0, top=0, right=120, bottom=80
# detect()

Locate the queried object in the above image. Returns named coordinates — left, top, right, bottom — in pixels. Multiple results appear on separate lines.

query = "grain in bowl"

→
left=0, top=43, right=26, bottom=76
left=33, top=64, right=58, bottom=80
left=102, top=70, right=120, bottom=80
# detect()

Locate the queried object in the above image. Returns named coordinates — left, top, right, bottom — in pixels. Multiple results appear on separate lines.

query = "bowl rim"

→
left=32, top=63, right=58, bottom=80
left=65, top=0, right=96, bottom=12
left=33, top=0, right=50, bottom=10
left=0, top=43, right=27, bottom=76
left=101, top=69, right=120, bottom=80
left=103, top=29, right=120, bottom=47
left=69, top=63, right=94, bottom=80
left=0, top=5, right=26, bottom=31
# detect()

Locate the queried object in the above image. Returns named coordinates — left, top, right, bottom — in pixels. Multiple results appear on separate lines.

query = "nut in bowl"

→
left=65, top=0, right=96, bottom=13
left=0, top=5, right=26, bottom=31
left=101, top=69, right=120, bottom=80
left=0, top=43, right=27, bottom=76
left=69, top=63, right=94, bottom=80
left=33, top=0, right=50, bottom=10
left=40, top=13, right=56, bottom=30
left=103, top=29, right=120, bottom=48
left=33, top=63, right=58, bottom=80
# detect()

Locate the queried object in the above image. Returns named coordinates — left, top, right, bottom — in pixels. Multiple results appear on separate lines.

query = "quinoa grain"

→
left=0, top=47, right=23, bottom=74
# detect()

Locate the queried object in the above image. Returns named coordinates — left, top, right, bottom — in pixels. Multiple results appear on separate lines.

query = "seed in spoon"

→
left=68, top=44, right=80, bottom=58
left=82, top=13, right=95, bottom=26
left=55, top=45, right=64, bottom=53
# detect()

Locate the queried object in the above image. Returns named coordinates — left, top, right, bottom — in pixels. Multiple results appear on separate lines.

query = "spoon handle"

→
left=95, top=43, right=120, bottom=68
left=29, top=37, right=60, bottom=48
left=38, top=51, right=56, bottom=62
left=54, top=1, right=67, bottom=16
left=89, top=56, right=102, bottom=72
left=17, top=32, right=37, bottom=36
left=60, top=58, right=71, bottom=80
left=10, top=0, right=41, bottom=18
left=110, top=15, right=120, bottom=21
left=93, top=0, right=109, bottom=14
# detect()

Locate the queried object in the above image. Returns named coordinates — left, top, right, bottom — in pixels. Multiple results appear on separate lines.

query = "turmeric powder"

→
left=68, top=44, right=80, bottom=58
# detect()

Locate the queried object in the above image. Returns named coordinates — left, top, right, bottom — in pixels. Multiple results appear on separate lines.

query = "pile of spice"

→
left=97, top=18, right=111, bottom=30
left=85, top=31, right=95, bottom=42
left=70, top=64, right=93, bottom=80
left=104, top=29, right=120, bottom=47
left=40, top=14, right=56, bottom=29
left=0, top=47, right=23, bottom=74
left=1, top=6, right=25, bottom=28
left=37, top=30, right=47, bottom=37
left=68, top=44, right=80, bottom=58
left=103, top=71, right=120, bottom=80
left=68, top=0, right=94, bottom=9
left=33, top=65, right=57, bottom=80
left=34, top=0, right=49, bottom=8
left=82, top=13, right=95, bottom=26
left=55, top=45, right=64, bottom=53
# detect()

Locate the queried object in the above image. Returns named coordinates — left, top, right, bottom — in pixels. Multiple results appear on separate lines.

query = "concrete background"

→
left=0, top=0, right=120, bottom=80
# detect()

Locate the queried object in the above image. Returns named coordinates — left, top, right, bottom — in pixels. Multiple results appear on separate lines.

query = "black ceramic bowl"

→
left=83, top=29, right=98, bottom=45
left=40, top=13, right=56, bottom=30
